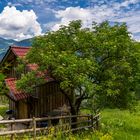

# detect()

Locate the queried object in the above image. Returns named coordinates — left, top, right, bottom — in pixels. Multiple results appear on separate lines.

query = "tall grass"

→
left=34, top=103, right=140, bottom=140
left=101, top=104, right=140, bottom=140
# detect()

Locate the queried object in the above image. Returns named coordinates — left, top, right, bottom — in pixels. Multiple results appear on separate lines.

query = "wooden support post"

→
left=47, top=118, right=52, bottom=135
left=10, top=119, right=15, bottom=140
left=59, top=118, right=63, bottom=131
left=33, top=117, right=36, bottom=140
left=69, top=116, right=71, bottom=131
left=48, top=118, right=51, bottom=127
left=88, top=115, right=90, bottom=126
left=95, top=115, right=99, bottom=130
left=91, top=115, right=93, bottom=128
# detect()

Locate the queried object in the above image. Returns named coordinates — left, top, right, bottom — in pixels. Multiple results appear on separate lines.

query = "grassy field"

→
left=0, top=104, right=140, bottom=139
left=100, top=107, right=140, bottom=140
left=42, top=103, right=140, bottom=140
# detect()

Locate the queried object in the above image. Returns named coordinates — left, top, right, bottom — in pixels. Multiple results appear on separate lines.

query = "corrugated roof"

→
left=5, top=78, right=30, bottom=101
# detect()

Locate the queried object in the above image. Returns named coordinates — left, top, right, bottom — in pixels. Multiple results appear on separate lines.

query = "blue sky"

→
left=0, top=0, right=140, bottom=41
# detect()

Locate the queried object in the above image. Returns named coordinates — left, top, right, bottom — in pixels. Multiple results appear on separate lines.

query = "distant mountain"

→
left=0, top=37, right=32, bottom=60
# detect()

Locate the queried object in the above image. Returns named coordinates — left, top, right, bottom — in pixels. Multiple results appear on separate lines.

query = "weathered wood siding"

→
left=18, top=99, right=28, bottom=119
left=3, top=51, right=17, bottom=78
left=9, top=99, right=18, bottom=118
left=30, top=82, right=68, bottom=117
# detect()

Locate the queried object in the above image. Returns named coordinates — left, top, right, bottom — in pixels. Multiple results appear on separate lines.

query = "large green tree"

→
left=17, top=21, right=97, bottom=116
left=17, top=20, right=140, bottom=116
left=89, top=22, right=140, bottom=109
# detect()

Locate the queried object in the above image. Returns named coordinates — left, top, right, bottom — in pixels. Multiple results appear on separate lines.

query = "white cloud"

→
left=51, top=6, right=115, bottom=31
left=52, top=7, right=93, bottom=31
left=4, top=0, right=140, bottom=41
left=119, top=0, right=138, bottom=7
left=50, top=0, right=140, bottom=41
left=0, top=6, right=42, bottom=41
left=115, top=12, right=140, bottom=33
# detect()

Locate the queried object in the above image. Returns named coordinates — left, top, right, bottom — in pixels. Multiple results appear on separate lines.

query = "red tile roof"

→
left=11, top=46, right=30, bottom=58
left=11, top=46, right=38, bottom=71
left=5, top=78, right=30, bottom=101
left=4, top=46, right=54, bottom=101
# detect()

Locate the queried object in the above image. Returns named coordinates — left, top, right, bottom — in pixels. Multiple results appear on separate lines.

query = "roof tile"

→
left=5, top=78, right=30, bottom=101
left=11, top=46, right=30, bottom=58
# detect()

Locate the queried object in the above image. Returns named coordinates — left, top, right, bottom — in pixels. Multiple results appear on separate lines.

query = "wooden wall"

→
left=18, top=99, right=28, bottom=119
left=9, top=99, right=18, bottom=118
left=30, top=82, right=68, bottom=117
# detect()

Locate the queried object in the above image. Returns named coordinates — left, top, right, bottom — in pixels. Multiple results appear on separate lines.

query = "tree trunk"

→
left=70, top=106, right=78, bottom=130
left=59, top=88, right=82, bottom=130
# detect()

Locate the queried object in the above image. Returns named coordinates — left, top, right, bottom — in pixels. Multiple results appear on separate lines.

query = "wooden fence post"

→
left=10, top=119, right=15, bottom=140
left=91, top=115, right=93, bottom=128
left=33, top=117, right=36, bottom=140
left=48, top=118, right=51, bottom=127
left=59, top=117, right=63, bottom=131
left=95, top=115, right=99, bottom=130
left=69, top=116, right=71, bottom=131
left=88, top=115, right=90, bottom=126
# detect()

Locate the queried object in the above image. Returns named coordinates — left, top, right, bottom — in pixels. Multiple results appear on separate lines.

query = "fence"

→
left=0, top=113, right=100, bottom=139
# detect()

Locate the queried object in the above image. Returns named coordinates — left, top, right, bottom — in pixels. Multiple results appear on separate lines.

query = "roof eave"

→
left=0, top=46, right=12, bottom=66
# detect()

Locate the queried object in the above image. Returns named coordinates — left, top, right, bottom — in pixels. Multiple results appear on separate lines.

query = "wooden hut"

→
left=0, top=46, right=69, bottom=119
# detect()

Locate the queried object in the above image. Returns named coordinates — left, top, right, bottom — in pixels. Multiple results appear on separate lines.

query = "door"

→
left=18, top=100, right=28, bottom=119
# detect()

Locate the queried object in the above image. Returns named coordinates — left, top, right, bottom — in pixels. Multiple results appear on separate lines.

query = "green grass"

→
left=0, top=106, right=8, bottom=129
left=101, top=106, right=140, bottom=140
left=0, top=106, right=8, bottom=117
left=36, top=103, right=140, bottom=140
left=80, top=102, right=140, bottom=140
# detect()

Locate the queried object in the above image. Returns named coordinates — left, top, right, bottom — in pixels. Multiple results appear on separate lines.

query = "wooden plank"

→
left=38, top=87, right=41, bottom=116
left=91, top=115, right=93, bottom=128
left=40, top=85, right=43, bottom=115
left=43, top=86, right=47, bottom=114
left=10, top=121, right=15, bottom=140
left=33, top=117, right=36, bottom=140
left=0, top=129, right=33, bottom=136
left=0, top=114, right=94, bottom=124
left=93, top=113, right=100, bottom=119
left=0, top=118, right=32, bottom=124
left=35, top=114, right=92, bottom=121
left=70, top=120, right=91, bottom=125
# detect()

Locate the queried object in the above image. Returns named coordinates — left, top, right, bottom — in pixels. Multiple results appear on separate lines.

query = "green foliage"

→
left=27, top=20, right=96, bottom=93
left=89, top=21, right=140, bottom=109
left=0, top=106, right=8, bottom=117
left=16, top=20, right=140, bottom=113
left=0, top=73, right=6, bottom=95
left=0, top=62, right=13, bottom=95
left=16, top=71, right=45, bottom=93
left=17, top=20, right=97, bottom=115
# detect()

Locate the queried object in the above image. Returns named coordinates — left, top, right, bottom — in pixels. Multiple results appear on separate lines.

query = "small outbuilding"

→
left=0, top=46, right=69, bottom=119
